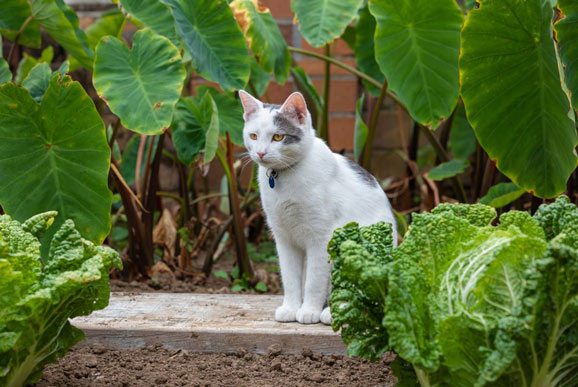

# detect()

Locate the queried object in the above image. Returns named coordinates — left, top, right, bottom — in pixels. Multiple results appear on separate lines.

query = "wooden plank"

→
left=72, top=293, right=347, bottom=355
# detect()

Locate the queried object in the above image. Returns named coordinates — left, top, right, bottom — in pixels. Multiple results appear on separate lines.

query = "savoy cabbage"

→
left=329, top=196, right=578, bottom=387
left=0, top=212, right=121, bottom=387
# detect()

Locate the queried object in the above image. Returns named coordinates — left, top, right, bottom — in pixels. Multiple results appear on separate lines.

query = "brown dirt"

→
left=111, top=246, right=282, bottom=295
left=37, top=344, right=396, bottom=387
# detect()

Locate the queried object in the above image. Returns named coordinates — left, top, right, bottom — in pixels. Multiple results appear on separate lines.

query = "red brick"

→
left=370, top=150, right=407, bottom=180
left=301, top=38, right=353, bottom=56
left=328, top=116, right=355, bottom=151
left=297, top=57, right=357, bottom=76
left=301, top=37, right=327, bottom=54
left=312, top=78, right=358, bottom=113
left=260, top=0, right=293, bottom=19
left=372, top=108, right=413, bottom=150
left=333, top=39, right=353, bottom=56
left=265, top=81, right=295, bottom=103
left=78, top=16, right=94, bottom=29
left=278, top=24, right=293, bottom=45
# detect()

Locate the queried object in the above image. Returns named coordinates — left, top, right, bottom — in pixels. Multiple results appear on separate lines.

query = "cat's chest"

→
left=259, top=171, right=334, bottom=237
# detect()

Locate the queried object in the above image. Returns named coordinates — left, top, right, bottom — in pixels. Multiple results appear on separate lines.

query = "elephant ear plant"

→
left=0, top=212, right=121, bottom=387
left=330, top=196, right=578, bottom=386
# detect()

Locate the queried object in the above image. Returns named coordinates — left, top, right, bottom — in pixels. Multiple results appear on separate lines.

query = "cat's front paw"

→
left=296, top=307, right=321, bottom=324
left=275, top=305, right=298, bottom=322
left=320, top=307, right=331, bottom=325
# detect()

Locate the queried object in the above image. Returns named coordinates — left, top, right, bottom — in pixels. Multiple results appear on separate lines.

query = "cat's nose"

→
left=257, top=152, right=267, bottom=159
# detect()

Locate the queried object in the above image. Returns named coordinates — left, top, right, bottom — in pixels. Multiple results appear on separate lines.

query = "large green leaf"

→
left=85, top=9, right=125, bottom=49
left=93, top=28, right=185, bottom=135
left=291, top=67, right=322, bottom=128
left=292, top=0, right=364, bottom=48
left=231, top=0, right=291, bottom=84
left=0, top=59, right=10, bottom=85
left=15, top=46, right=53, bottom=84
left=0, top=0, right=41, bottom=48
left=354, top=95, right=368, bottom=163
left=369, top=0, right=462, bottom=128
left=556, top=0, right=578, bottom=110
left=202, top=92, right=220, bottom=165
left=162, top=0, right=250, bottom=91
left=355, top=5, right=384, bottom=96
left=0, top=75, right=112, bottom=243
left=118, top=0, right=178, bottom=43
left=30, top=0, right=93, bottom=69
left=21, top=63, right=51, bottom=102
left=171, top=98, right=206, bottom=165
left=427, top=159, right=469, bottom=181
left=21, top=60, right=68, bottom=102
left=460, top=0, right=578, bottom=198
left=448, top=100, right=476, bottom=160
left=478, top=182, right=525, bottom=208
left=196, top=85, right=244, bottom=145
left=249, top=55, right=270, bottom=97
left=70, top=8, right=126, bottom=72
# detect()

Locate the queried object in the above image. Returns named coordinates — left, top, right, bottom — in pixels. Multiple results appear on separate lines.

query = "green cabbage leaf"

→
left=0, top=212, right=121, bottom=387
left=329, top=196, right=578, bottom=387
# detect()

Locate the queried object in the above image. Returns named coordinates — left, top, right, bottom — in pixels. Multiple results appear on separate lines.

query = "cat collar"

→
left=266, top=168, right=278, bottom=189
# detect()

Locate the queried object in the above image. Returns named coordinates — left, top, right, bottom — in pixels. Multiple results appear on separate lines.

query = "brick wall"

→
left=68, top=0, right=411, bottom=187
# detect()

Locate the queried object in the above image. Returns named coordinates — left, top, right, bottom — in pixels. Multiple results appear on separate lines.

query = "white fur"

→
left=239, top=91, right=397, bottom=325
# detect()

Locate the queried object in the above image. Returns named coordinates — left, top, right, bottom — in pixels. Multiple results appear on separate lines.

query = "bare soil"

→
left=37, top=343, right=396, bottom=387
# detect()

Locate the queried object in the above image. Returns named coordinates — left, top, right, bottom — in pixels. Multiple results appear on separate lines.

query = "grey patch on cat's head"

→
left=263, top=103, right=282, bottom=111
left=273, top=113, right=303, bottom=144
left=345, top=157, right=378, bottom=187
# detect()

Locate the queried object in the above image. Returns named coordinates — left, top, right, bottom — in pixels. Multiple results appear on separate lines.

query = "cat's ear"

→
left=238, top=90, right=261, bottom=121
left=280, top=92, right=308, bottom=125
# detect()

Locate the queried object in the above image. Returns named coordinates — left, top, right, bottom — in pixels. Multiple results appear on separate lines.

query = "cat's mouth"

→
left=252, top=155, right=280, bottom=169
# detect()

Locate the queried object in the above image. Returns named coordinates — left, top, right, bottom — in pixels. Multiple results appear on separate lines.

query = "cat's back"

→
left=259, top=138, right=396, bottom=243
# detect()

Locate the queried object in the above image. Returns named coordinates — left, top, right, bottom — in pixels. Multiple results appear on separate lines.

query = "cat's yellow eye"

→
left=272, top=133, right=285, bottom=142
left=249, top=133, right=257, bottom=140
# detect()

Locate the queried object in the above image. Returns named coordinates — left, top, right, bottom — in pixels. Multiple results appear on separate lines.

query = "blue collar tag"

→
left=267, top=168, right=278, bottom=189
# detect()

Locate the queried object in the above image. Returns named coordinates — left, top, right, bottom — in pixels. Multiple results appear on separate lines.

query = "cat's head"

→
left=239, top=90, right=314, bottom=169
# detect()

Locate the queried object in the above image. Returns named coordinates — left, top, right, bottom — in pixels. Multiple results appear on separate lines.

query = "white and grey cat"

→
left=239, top=90, right=397, bottom=325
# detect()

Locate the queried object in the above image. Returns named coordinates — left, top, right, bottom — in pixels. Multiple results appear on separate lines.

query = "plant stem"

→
left=142, top=135, right=156, bottom=202
left=414, top=367, right=431, bottom=387
left=135, top=135, right=147, bottom=198
left=142, top=133, right=165, bottom=269
left=202, top=192, right=260, bottom=276
left=480, top=157, right=496, bottom=198
left=7, top=15, right=33, bottom=67
left=435, top=108, right=456, bottom=165
left=288, top=46, right=406, bottom=109
left=190, top=192, right=228, bottom=205
left=420, top=124, right=468, bottom=203
left=108, top=118, right=122, bottom=148
left=362, top=80, right=388, bottom=171
left=110, top=156, right=150, bottom=277
left=110, top=163, right=148, bottom=213
left=217, top=135, right=253, bottom=279
left=319, top=44, right=331, bottom=142
left=248, top=79, right=259, bottom=97
left=177, top=161, right=191, bottom=224
left=156, top=191, right=184, bottom=204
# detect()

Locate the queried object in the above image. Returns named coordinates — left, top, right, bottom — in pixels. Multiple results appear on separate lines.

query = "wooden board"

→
left=72, top=293, right=347, bottom=355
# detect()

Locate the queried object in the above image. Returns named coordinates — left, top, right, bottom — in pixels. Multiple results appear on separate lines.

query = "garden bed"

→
left=37, top=344, right=395, bottom=386
left=36, top=293, right=395, bottom=386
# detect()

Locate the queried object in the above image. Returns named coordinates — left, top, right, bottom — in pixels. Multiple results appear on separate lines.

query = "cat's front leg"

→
left=297, top=245, right=331, bottom=324
left=275, top=238, right=304, bottom=322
